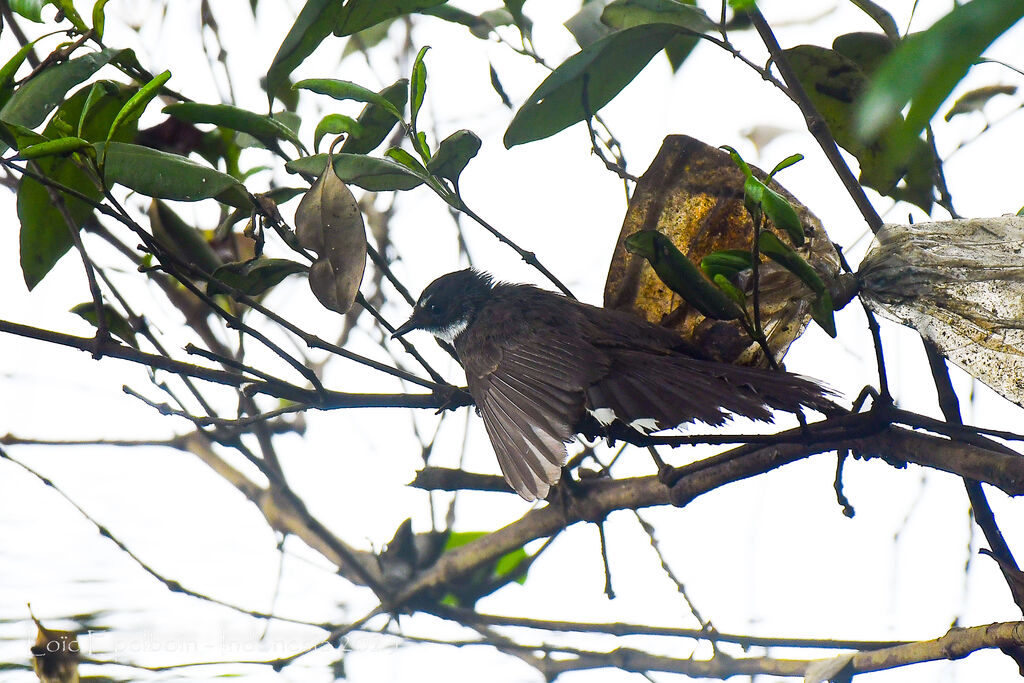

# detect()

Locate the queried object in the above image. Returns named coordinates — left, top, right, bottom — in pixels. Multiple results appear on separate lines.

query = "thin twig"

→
left=0, top=446, right=328, bottom=629
left=454, top=200, right=576, bottom=299
left=925, top=125, right=960, bottom=218
left=634, top=512, right=712, bottom=633
left=34, top=160, right=109, bottom=353
left=435, top=605, right=911, bottom=650
left=596, top=521, right=616, bottom=599
left=581, top=74, right=638, bottom=183
left=0, top=318, right=470, bottom=409
left=922, top=339, right=1023, bottom=612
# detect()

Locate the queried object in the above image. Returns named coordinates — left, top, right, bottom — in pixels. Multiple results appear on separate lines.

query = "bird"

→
left=393, top=269, right=835, bottom=501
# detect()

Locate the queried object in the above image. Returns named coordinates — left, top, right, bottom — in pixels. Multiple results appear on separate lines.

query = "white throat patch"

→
left=433, top=317, right=469, bottom=344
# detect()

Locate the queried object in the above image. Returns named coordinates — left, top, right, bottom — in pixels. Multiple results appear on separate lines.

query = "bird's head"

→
left=392, top=269, right=495, bottom=343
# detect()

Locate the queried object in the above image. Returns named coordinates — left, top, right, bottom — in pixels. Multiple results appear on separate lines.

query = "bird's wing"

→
left=463, top=333, right=594, bottom=500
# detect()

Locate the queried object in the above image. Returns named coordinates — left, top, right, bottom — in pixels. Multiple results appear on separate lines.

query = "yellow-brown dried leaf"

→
left=604, top=135, right=840, bottom=366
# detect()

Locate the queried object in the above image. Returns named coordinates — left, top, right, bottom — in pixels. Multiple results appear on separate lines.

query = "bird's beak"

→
left=391, top=311, right=422, bottom=339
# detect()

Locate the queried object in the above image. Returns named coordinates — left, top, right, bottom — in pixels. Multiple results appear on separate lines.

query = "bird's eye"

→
left=426, top=302, right=440, bottom=314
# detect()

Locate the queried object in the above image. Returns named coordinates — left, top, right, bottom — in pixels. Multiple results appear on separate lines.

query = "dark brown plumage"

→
left=393, top=269, right=835, bottom=500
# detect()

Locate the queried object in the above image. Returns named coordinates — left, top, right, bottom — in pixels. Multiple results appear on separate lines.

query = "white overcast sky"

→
left=2, top=1, right=1024, bottom=681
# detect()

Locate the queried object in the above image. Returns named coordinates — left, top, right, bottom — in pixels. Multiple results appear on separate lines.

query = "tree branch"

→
left=746, top=7, right=884, bottom=233
left=533, top=621, right=1024, bottom=679
left=434, top=606, right=911, bottom=650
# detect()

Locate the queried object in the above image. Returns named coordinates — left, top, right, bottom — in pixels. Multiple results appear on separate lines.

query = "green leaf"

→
left=624, top=229, right=743, bottom=320
left=767, top=153, right=803, bottom=181
left=439, top=532, right=531, bottom=605
left=0, top=41, right=40, bottom=112
left=96, top=141, right=250, bottom=207
left=503, top=0, right=531, bottom=40
left=107, top=70, right=171, bottom=145
left=742, top=175, right=764, bottom=220
left=856, top=0, right=1024, bottom=161
left=700, top=249, right=753, bottom=280
left=286, top=153, right=424, bottom=191
left=493, top=545, right=528, bottom=582
left=294, top=78, right=404, bottom=121
left=783, top=45, right=935, bottom=210
left=886, top=140, right=938, bottom=212
left=489, top=64, right=513, bottom=108
left=442, top=532, right=529, bottom=583
left=410, top=45, right=430, bottom=129
left=63, top=82, right=138, bottom=143
left=564, top=0, right=615, bottom=48
left=340, top=78, right=408, bottom=155
left=412, top=130, right=430, bottom=161
left=5, top=123, right=47, bottom=150
left=75, top=80, right=112, bottom=137
left=601, top=0, right=716, bottom=33
left=419, top=6, right=512, bottom=37
left=314, top=114, right=364, bottom=152
left=810, top=289, right=837, bottom=338
left=601, top=0, right=710, bottom=73
left=385, top=147, right=431, bottom=178
left=0, top=48, right=124, bottom=129
left=719, top=144, right=752, bottom=176
left=426, top=129, right=481, bottom=185
left=70, top=302, right=138, bottom=347
left=92, top=0, right=113, bottom=39
left=50, top=0, right=88, bottom=31
left=265, top=0, right=347, bottom=107
left=341, top=19, right=396, bottom=59
left=334, top=0, right=447, bottom=36
left=760, top=187, right=804, bottom=246
left=441, top=527, right=483, bottom=548
left=18, top=136, right=91, bottom=160
left=504, top=24, right=683, bottom=148
left=94, top=85, right=150, bottom=157
left=10, top=0, right=45, bottom=22
left=847, top=1, right=899, bottom=40
left=421, top=5, right=499, bottom=36
left=664, top=33, right=700, bottom=72
left=724, top=145, right=762, bottom=220
left=832, top=32, right=894, bottom=76
left=148, top=200, right=222, bottom=274
left=757, top=232, right=825, bottom=295
left=944, top=84, right=1018, bottom=121
left=209, top=257, right=306, bottom=296
left=712, top=273, right=747, bottom=309
left=164, top=102, right=304, bottom=152
left=421, top=5, right=480, bottom=26
left=110, top=48, right=148, bottom=75
left=17, top=167, right=99, bottom=290
left=16, top=82, right=136, bottom=289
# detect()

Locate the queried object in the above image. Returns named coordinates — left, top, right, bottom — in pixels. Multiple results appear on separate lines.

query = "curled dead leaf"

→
left=295, top=156, right=367, bottom=314
left=604, top=135, right=840, bottom=366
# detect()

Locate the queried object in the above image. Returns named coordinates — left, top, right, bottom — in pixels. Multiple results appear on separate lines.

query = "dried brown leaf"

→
left=604, top=135, right=840, bottom=366
left=295, top=156, right=367, bottom=314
